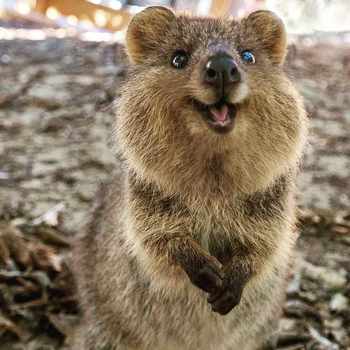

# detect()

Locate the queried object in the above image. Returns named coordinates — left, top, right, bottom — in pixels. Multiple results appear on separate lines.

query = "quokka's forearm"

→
left=142, top=233, right=224, bottom=293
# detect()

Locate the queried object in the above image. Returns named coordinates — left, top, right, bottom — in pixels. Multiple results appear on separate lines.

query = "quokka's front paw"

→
left=207, top=267, right=248, bottom=315
left=182, top=254, right=224, bottom=294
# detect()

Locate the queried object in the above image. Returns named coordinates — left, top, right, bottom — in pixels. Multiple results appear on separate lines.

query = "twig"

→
left=277, top=333, right=311, bottom=347
left=0, top=70, right=44, bottom=108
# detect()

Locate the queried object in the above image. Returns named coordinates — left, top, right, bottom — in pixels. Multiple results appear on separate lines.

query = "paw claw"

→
left=210, top=290, right=240, bottom=315
left=183, top=255, right=224, bottom=294
left=191, top=264, right=223, bottom=293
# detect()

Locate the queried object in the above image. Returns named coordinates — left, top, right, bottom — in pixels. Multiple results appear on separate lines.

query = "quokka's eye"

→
left=171, top=50, right=189, bottom=69
left=241, top=50, right=256, bottom=64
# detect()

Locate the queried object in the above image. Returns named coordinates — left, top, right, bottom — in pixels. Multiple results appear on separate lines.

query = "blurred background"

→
left=1, top=0, right=350, bottom=39
left=0, top=1, right=349, bottom=349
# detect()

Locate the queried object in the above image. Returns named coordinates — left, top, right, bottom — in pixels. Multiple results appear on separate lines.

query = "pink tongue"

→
left=210, top=104, right=229, bottom=123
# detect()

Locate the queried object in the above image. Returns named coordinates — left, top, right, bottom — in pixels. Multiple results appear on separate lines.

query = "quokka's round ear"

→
left=126, top=6, right=176, bottom=64
left=241, top=10, right=287, bottom=65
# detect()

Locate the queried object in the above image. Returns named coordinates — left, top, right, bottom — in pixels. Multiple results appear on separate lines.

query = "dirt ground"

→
left=0, top=32, right=349, bottom=349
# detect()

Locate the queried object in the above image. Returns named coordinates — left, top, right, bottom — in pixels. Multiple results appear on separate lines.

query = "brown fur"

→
left=73, top=6, right=308, bottom=350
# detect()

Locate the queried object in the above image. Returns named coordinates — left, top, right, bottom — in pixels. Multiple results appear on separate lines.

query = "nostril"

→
left=206, top=68, right=217, bottom=79
left=228, top=64, right=240, bottom=82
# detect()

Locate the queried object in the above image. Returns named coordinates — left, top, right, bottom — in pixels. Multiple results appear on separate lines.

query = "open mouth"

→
left=192, top=99, right=237, bottom=134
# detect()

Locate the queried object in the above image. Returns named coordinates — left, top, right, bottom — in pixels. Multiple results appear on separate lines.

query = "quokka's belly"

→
left=129, top=252, right=290, bottom=350
left=95, top=228, right=294, bottom=350
left=143, top=241, right=293, bottom=350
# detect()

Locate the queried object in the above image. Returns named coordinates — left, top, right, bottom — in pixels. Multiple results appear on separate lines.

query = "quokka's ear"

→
left=126, top=6, right=176, bottom=64
left=241, top=10, right=287, bottom=65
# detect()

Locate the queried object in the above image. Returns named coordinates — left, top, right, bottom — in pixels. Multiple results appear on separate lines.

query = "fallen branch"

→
left=0, top=70, right=44, bottom=108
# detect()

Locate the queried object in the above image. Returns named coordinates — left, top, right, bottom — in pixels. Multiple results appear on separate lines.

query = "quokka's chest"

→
left=187, top=207, right=243, bottom=258
left=187, top=195, right=286, bottom=262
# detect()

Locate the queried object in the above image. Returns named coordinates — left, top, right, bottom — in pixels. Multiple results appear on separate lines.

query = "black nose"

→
left=204, top=54, right=240, bottom=91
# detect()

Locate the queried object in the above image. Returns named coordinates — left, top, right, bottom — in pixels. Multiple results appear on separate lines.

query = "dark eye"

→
left=171, top=50, right=189, bottom=69
left=241, top=51, right=255, bottom=64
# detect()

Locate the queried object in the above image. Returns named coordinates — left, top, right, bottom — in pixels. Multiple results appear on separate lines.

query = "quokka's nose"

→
left=204, top=54, right=241, bottom=91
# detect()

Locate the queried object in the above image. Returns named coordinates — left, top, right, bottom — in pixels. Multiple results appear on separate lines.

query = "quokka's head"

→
left=117, top=7, right=307, bottom=195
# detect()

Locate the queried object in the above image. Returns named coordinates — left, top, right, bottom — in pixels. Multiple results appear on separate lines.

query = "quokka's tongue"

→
left=209, top=104, right=229, bottom=123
